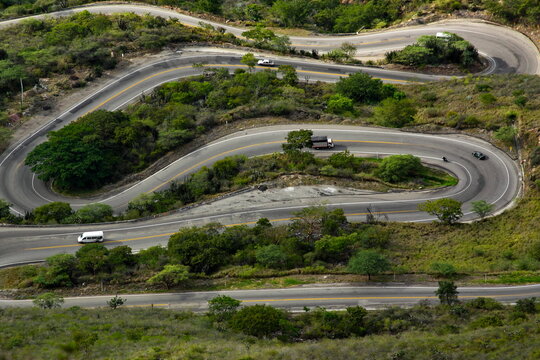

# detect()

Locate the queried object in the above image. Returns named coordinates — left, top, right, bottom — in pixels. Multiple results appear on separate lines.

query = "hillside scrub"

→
left=1, top=0, right=540, bottom=32
left=385, top=33, right=480, bottom=68
left=0, top=300, right=539, bottom=359
left=0, top=11, right=243, bottom=153
left=5, top=197, right=540, bottom=292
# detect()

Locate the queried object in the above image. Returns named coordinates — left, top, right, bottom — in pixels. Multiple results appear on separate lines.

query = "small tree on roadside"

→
left=208, top=295, right=242, bottom=322
left=147, top=264, right=190, bottom=289
left=107, top=295, right=126, bottom=309
left=282, top=129, right=313, bottom=152
left=347, top=250, right=390, bottom=280
left=241, top=53, right=257, bottom=72
left=418, top=198, right=463, bottom=224
left=278, top=65, right=298, bottom=86
left=33, top=292, right=64, bottom=309
left=435, top=281, right=459, bottom=306
left=372, top=98, right=417, bottom=128
left=471, top=200, right=494, bottom=219
left=0, top=198, right=10, bottom=220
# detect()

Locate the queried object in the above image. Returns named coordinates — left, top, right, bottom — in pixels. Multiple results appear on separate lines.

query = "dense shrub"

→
left=385, top=33, right=479, bottom=67
left=376, top=155, right=423, bottom=183
left=230, top=305, right=294, bottom=339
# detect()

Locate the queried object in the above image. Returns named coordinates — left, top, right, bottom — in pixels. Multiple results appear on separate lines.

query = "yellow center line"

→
left=25, top=210, right=417, bottom=251
left=81, top=63, right=414, bottom=118
left=148, top=140, right=284, bottom=193
left=241, top=292, right=538, bottom=303
left=148, top=139, right=407, bottom=193
left=290, top=37, right=408, bottom=48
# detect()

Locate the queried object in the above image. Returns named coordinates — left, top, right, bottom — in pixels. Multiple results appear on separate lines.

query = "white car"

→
left=257, top=59, right=275, bottom=66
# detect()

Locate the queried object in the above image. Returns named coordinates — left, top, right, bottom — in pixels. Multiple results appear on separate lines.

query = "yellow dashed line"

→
left=241, top=292, right=538, bottom=303
left=26, top=210, right=417, bottom=251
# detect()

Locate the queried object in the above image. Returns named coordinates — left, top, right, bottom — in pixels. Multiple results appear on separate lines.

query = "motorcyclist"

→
left=442, top=156, right=448, bottom=162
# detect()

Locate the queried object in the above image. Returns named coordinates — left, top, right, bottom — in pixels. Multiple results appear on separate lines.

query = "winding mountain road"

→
left=0, top=4, right=537, bottom=306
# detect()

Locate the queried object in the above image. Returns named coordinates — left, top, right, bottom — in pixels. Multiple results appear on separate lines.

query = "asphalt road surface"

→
left=1, top=4, right=539, bottom=75
left=2, top=284, right=540, bottom=310
left=0, top=5, right=535, bottom=307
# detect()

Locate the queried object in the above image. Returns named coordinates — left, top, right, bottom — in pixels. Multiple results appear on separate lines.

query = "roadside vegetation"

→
left=2, top=197, right=540, bottom=293
left=0, top=295, right=539, bottom=359
left=385, top=32, right=480, bottom=69
left=0, top=12, right=292, bottom=154
left=1, top=0, right=539, bottom=32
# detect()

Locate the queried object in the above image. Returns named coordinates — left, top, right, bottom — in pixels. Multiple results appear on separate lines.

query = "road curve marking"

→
left=147, top=139, right=407, bottom=193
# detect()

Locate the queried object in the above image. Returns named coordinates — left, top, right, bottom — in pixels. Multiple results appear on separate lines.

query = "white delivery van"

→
left=77, top=231, right=104, bottom=243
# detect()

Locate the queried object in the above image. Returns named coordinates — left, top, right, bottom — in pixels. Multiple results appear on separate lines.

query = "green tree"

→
left=0, top=198, right=10, bottom=220
left=289, top=206, right=347, bottom=244
left=107, top=295, right=126, bottom=309
left=271, top=0, right=310, bottom=27
left=241, top=52, right=257, bottom=72
left=33, top=292, right=64, bottom=309
left=195, top=0, right=223, bottom=14
left=241, top=24, right=276, bottom=47
left=282, top=129, right=313, bottom=152
left=230, top=304, right=293, bottom=338
left=327, top=94, right=354, bottom=115
left=34, top=253, right=77, bottom=288
left=25, top=110, right=128, bottom=191
left=73, top=203, right=113, bottom=223
left=471, top=200, right=494, bottom=219
left=147, top=264, right=190, bottom=289
left=436, top=281, right=459, bottom=305
left=418, top=198, right=463, bottom=224
left=75, top=243, right=109, bottom=275
left=167, top=225, right=226, bottom=274
left=335, top=72, right=384, bottom=103
left=33, top=202, right=73, bottom=224
left=347, top=250, right=390, bottom=280
left=376, top=154, right=423, bottom=183
left=136, top=245, right=168, bottom=270
left=207, top=295, right=241, bottom=322
left=107, top=245, right=135, bottom=271
left=278, top=65, right=298, bottom=86
left=255, top=245, right=289, bottom=269
left=372, top=98, right=417, bottom=127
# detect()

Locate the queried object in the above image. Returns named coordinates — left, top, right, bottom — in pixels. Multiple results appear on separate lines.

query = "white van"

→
left=77, top=231, right=104, bottom=244
left=436, top=32, right=452, bottom=40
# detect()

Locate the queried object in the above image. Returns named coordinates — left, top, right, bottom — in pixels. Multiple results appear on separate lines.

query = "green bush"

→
left=33, top=202, right=73, bottom=224
left=466, top=297, right=504, bottom=310
left=376, top=154, right=422, bottom=183
left=372, top=98, right=417, bottom=127
left=230, top=305, right=294, bottom=339
left=494, top=126, right=517, bottom=145
left=255, top=245, right=291, bottom=269
left=327, top=94, right=354, bottom=115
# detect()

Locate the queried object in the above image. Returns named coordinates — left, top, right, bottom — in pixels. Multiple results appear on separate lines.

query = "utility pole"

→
left=20, top=78, right=24, bottom=112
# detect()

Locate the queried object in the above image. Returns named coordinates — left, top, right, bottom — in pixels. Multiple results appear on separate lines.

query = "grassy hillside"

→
left=1, top=0, right=539, bottom=32
left=1, top=300, right=539, bottom=359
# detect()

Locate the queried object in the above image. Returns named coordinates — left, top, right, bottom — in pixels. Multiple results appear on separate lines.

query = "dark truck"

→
left=311, top=135, right=334, bottom=149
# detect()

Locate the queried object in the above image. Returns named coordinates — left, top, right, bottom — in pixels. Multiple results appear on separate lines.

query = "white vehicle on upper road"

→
left=257, top=59, right=275, bottom=66
left=77, top=231, right=104, bottom=243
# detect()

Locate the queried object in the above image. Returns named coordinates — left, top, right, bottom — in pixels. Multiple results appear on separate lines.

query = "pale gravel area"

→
left=183, top=185, right=380, bottom=218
